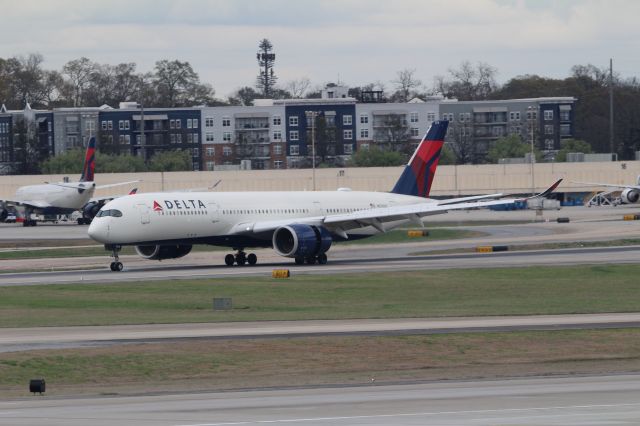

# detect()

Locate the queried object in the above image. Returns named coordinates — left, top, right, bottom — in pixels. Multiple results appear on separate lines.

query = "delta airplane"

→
left=573, top=176, right=640, bottom=205
left=88, top=121, right=562, bottom=271
left=0, top=137, right=138, bottom=226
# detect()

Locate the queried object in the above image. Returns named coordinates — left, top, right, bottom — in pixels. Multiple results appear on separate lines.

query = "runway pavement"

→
left=1, top=244, right=639, bottom=286
left=3, top=313, right=640, bottom=353
left=2, top=374, right=640, bottom=425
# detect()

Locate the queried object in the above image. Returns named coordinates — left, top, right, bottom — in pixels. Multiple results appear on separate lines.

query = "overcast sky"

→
left=1, top=0, right=638, bottom=99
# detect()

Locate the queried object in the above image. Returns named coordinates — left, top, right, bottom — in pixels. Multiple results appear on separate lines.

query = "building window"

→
left=344, top=144, right=353, bottom=154
left=343, top=129, right=353, bottom=140
left=492, top=126, right=504, bottom=136
left=273, top=160, right=282, bottom=169
left=289, top=116, right=298, bottom=126
left=559, top=110, right=570, bottom=121
left=545, top=125, right=554, bottom=135
left=170, top=119, right=175, bottom=129
left=427, top=113, right=436, bottom=122
left=223, top=132, right=231, bottom=142
left=343, top=115, right=352, bottom=125
left=222, top=117, right=231, bottom=127
left=176, top=134, right=182, bottom=143
left=206, top=147, right=214, bottom=156
left=107, top=121, right=113, bottom=130
left=410, top=112, right=418, bottom=123
left=170, top=134, right=176, bottom=144
left=206, top=161, right=215, bottom=171
left=361, top=143, right=370, bottom=150
left=223, top=146, right=232, bottom=156
left=273, top=144, right=282, bottom=155
left=360, top=114, right=368, bottom=124
left=193, top=118, right=198, bottom=129
left=545, top=139, right=554, bottom=150
left=187, top=119, right=193, bottom=129
left=187, top=133, right=193, bottom=143
left=273, top=116, right=281, bottom=126
left=360, top=128, right=369, bottom=138
left=289, top=130, right=299, bottom=141
left=118, top=120, right=124, bottom=130
left=290, top=145, right=299, bottom=155
left=101, top=121, right=107, bottom=131
left=193, top=133, right=198, bottom=144
left=176, top=119, right=182, bottom=129
left=560, top=124, right=571, bottom=136
left=205, top=132, right=214, bottom=142
left=410, top=127, right=420, bottom=137
left=205, top=117, right=214, bottom=127
left=273, top=131, right=282, bottom=140
left=544, top=110, right=554, bottom=121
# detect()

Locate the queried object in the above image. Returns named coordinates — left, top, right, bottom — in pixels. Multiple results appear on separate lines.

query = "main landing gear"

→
left=294, top=253, right=328, bottom=265
left=224, top=249, right=258, bottom=266
left=108, top=245, right=123, bottom=272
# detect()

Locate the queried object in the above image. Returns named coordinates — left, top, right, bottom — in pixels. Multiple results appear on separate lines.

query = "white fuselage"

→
left=15, top=182, right=96, bottom=213
left=88, top=190, right=435, bottom=246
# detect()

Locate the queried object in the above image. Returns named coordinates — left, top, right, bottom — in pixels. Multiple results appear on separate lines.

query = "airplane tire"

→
left=115, top=262, right=123, bottom=271
left=236, top=255, right=246, bottom=266
left=305, top=257, right=316, bottom=265
left=317, top=253, right=328, bottom=265
left=294, top=256, right=304, bottom=265
left=247, top=253, right=257, bottom=265
left=224, top=254, right=235, bottom=266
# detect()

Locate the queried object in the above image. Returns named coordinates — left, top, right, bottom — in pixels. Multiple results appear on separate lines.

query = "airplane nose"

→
left=88, top=219, right=109, bottom=243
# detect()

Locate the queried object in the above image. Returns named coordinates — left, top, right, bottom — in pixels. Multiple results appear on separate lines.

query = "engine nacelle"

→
left=272, top=224, right=332, bottom=258
left=135, top=244, right=193, bottom=260
left=621, top=188, right=640, bottom=204
left=82, top=201, right=103, bottom=219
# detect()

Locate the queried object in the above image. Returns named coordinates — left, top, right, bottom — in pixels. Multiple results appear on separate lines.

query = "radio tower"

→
left=256, top=39, right=277, bottom=98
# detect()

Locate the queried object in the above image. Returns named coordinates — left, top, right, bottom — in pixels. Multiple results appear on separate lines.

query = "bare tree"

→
left=391, top=68, right=422, bottom=102
left=285, top=77, right=311, bottom=98
left=62, top=57, right=97, bottom=107
left=434, top=61, right=498, bottom=100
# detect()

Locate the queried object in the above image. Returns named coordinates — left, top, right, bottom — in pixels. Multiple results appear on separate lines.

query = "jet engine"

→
left=272, top=224, right=332, bottom=258
left=621, top=188, right=640, bottom=204
left=82, top=201, right=103, bottom=219
left=135, top=244, right=193, bottom=260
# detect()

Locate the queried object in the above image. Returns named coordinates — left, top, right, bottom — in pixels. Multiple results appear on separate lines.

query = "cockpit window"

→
left=96, top=209, right=123, bottom=218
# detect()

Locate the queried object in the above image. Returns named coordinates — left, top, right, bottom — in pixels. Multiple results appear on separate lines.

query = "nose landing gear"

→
left=107, top=244, right=123, bottom=272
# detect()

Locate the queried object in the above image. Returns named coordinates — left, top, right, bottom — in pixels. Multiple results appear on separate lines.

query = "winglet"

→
left=128, top=188, right=138, bottom=195
left=527, top=179, right=563, bottom=199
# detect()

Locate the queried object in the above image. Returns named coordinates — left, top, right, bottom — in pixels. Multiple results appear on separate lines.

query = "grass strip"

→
left=1, top=329, right=639, bottom=397
left=2, top=265, right=640, bottom=327
left=410, top=238, right=640, bottom=256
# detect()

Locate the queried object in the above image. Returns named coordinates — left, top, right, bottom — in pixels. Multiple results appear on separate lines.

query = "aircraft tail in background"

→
left=391, top=120, right=448, bottom=198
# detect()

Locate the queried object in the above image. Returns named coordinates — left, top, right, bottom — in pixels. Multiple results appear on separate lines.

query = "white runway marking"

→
left=174, top=402, right=640, bottom=426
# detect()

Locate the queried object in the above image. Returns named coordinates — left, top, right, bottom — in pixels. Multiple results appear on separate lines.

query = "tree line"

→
left=2, top=41, right=640, bottom=165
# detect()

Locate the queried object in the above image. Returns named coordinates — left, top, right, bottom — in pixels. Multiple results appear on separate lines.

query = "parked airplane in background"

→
left=0, top=137, right=138, bottom=226
left=573, top=176, right=640, bottom=205
left=89, top=121, right=562, bottom=271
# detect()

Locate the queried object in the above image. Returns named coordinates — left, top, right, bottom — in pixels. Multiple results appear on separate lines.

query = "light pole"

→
left=138, top=102, right=146, bottom=162
left=305, top=111, right=317, bottom=191
left=528, top=105, right=536, bottom=196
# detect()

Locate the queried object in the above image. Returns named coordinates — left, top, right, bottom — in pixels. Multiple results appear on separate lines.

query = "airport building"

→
left=0, top=90, right=578, bottom=174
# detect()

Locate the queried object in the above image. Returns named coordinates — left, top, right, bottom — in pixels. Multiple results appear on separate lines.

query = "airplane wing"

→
left=241, top=179, right=562, bottom=238
left=95, top=180, right=141, bottom=190
left=0, top=199, right=52, bottom=209
left=572, top=181, right=640, bottom=191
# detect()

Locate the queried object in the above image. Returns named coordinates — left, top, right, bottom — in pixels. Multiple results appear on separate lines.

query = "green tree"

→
left=348, top=146, right=405, bottom=167
left=148, top=150, right=191, bottom=172
left=487, top=134, right=541, bottom=163
left=41, top=149, right=147, bottom=174
left=439, top=144, right=457, bottom=165
left=554, top=139, right=592, bottom=162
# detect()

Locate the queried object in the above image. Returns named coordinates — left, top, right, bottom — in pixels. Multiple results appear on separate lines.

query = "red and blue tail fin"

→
left=80, top=136, right=96, bottom=182
left=391, top=120, right=448, bottom=197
